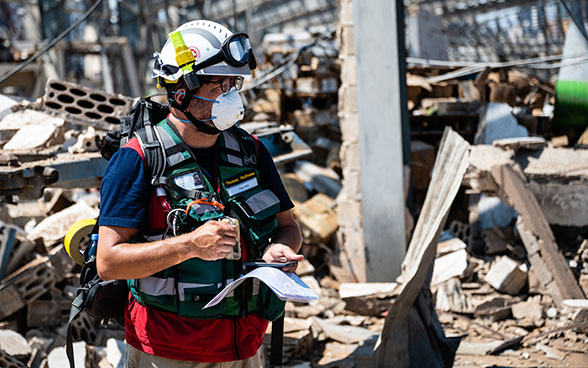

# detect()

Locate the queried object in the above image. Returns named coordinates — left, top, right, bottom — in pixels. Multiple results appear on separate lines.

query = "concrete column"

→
left=353, top=0, right=407, bottom=281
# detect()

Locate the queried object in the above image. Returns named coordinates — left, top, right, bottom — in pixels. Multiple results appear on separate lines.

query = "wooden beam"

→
left=490, top=164, right=585, bottom=306
left=372, top=127, right=470, bottom=366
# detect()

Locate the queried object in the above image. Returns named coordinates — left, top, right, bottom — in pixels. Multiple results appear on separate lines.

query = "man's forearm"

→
left=271, top=222, right=302, bottom=253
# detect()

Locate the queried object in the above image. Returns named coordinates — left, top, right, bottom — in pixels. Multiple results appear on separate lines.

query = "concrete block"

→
left=336, top=199, right=362, bottom=229
left=338, top=0, right=354, bottom=27
left=340, top=55, right=356, bottom=86
left=339, top=26, right=355, bottom=57
left=511, top=295, right=544, bottom=320
left=43, top=79, right=133, bottom=130
left=338, top=112, right=359, bottom=142
left=27, top=298, right=70, bottom=327
left=341, top=141, right=361, bottom=171
left=0, top=329, right=31, bottom=359
left=483, top=256, right=528, bottom=295
left=340, top=170, right=361, bottom=200
left=338, top=84, right=357, bottom=113
left=0, top=349, right=27, bottom=368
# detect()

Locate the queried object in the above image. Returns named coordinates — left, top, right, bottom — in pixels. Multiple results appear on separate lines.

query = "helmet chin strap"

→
left=167, top=91, right=221, bottom=136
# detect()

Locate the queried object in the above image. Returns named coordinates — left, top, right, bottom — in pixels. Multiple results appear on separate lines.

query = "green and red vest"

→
left=128, top=119, right=285, bottom=320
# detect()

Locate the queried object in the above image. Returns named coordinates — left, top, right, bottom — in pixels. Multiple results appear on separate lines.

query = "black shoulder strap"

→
left=135, top=124, right=166, bottom=185
left=66, top=291, right=86, bottom=368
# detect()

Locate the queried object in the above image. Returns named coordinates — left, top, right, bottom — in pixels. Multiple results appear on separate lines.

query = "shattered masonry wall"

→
left=335, top=0, right=366, bottom=282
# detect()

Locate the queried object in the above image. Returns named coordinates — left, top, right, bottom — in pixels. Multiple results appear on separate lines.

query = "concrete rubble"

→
left=0, top=19, right=586, bottom=368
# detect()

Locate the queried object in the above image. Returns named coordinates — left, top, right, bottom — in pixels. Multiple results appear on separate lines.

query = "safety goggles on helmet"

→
left=193, top=33, right=257, bottom=73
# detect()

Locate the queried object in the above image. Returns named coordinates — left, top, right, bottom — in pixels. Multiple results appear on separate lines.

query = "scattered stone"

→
left=0, top=329, right=31, bottom=359
left=483, top=256, right=528, bottom=295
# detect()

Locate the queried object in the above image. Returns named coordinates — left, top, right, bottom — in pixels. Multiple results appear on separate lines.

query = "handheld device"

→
left=222, top=217, right=241, bottom=260
left=243, top=261, right=298, bottom=268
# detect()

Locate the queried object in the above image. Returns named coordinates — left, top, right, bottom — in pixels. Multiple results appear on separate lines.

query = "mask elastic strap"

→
left=167, top=92, right=221, bottom=135
left=173, top=91, right=219, bottom=103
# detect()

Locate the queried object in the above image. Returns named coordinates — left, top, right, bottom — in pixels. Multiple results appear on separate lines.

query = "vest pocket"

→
left=229, top=189, right=280, bottom=249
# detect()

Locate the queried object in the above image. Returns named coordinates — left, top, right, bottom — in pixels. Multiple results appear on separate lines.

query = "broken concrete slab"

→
left=0, top=109, right=64, bottom=131
left=536, top=343, right=566, bottom=361
left=491, top=164, right=585, bottom=306
left=474, top=296, right=517, bottom=322
left=0, top=329, right=31, bottom=359
left=432, top=248, right=468, bottom=286
left=3, top=123, right=65, bottom=151
left=338, top=283, right=398, bottom=299
left=483, top=256, right=528, bottom=295
left=313, top=317, right=378, bottom=344
left=492, top=136, right=547, bottom=151
left=436, top=238, right=466, bottom=257
left=456, top=340, right=503, bottom=355
left=27, top=200, right=98, bottom=246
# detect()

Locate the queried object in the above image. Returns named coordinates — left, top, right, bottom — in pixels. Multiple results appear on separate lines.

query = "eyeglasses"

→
left=203, top=76, right=244, bottom=93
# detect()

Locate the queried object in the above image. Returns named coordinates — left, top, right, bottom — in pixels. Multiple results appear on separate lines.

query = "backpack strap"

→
left=135, top=123, right=166, bottom=186
left=66, top=290, right=86, bottom=368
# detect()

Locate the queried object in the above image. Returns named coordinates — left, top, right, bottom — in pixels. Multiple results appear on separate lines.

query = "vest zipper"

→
left=233, top=319, right=241, bottom=360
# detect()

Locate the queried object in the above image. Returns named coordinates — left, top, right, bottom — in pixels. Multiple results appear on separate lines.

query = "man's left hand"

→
left=262, top=243, right=304, bottom=273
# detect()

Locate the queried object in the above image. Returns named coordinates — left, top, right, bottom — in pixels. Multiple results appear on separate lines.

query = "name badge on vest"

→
left=174, top=171, right=204, bottom=190
left=224, top=171, right=259, bottom=196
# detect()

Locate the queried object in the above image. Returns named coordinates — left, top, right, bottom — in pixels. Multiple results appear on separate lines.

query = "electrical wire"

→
left=560, top=0, right=588, bottom=43
left=0, top=0, right=104, bottom=85
left=242, top=25, right=336, bottom=91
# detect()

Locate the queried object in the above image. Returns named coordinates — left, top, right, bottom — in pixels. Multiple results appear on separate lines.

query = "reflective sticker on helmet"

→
left=189, top=46, right=201, bottom=62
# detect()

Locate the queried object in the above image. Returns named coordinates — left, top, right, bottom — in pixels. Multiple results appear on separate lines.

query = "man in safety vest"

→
left=97, top=20, right=303, bottom=367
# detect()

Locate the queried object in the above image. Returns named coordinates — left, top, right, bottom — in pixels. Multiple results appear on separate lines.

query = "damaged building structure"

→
left=0, top=0, right=588, bottom=367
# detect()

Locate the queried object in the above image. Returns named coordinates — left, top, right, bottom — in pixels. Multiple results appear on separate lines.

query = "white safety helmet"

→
left=153, top=20, right=256, bottom=85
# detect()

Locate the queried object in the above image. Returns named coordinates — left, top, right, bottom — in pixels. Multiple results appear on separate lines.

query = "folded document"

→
left=204, top=266, right=319, bottom=309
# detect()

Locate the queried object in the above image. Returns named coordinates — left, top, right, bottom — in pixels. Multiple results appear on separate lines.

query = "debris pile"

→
left=0, top=35, right=587, bottom=367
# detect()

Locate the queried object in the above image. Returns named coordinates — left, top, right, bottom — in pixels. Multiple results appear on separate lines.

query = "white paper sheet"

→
left=204, top=267, right=320, bottom=309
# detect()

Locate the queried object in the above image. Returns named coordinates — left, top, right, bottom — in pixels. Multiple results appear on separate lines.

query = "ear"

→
left=174, top=88, right=186, bottom=105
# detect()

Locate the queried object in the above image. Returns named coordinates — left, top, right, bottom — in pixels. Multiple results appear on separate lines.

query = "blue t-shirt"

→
left=99, top=138, right=294, bottom=230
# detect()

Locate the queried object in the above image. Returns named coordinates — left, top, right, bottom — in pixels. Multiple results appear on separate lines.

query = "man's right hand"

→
left=185, top=220, right=238, bottom=260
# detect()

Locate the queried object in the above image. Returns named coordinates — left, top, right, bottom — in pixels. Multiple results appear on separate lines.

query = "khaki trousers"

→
left=125, top=344, right=262, bottom=368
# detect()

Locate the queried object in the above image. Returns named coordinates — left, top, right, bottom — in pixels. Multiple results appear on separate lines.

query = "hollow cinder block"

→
left=42, top=79, right=134, bottom=129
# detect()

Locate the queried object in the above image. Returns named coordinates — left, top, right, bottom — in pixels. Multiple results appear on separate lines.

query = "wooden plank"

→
left=490, top=164, right=585, bottom=306
left=373, top=127, right=470, bottom=366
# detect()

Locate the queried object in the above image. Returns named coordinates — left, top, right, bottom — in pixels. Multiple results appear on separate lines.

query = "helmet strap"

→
left=167, top=92, right=221, bottom=136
